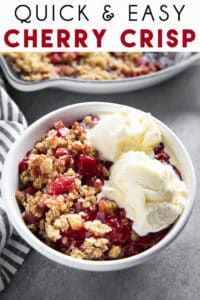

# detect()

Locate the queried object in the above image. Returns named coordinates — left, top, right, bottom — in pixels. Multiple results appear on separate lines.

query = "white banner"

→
left=0, top=0, right=199, bottom=51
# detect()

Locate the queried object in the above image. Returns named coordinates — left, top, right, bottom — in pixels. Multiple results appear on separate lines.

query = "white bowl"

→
left=1, top=102, right=196, bottom=271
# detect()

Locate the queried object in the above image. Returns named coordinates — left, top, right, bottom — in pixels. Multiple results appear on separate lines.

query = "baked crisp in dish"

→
left=4, top=52, right=162, bottom=81
left=16, top=113, right=187, bottom=260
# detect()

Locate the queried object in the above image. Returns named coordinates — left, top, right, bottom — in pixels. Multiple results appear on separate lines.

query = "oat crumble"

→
left=16, top=115, right=170, bottom=260
left=4, top=52, right=162, bottom=81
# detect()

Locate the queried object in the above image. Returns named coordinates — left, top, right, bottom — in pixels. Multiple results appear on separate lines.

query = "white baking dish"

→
left=0, top=53, right=199, bottom=94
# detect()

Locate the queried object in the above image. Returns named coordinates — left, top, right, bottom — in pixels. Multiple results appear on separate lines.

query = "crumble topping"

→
left=16, top=115, right=172, bottom=261
left=84, top=220, right=112, bottom=237
left=108, top=245, right=122, bottom=259
left=66, top=214, right=84, bottom=230
left=53, top=215, right=69, bottom=231
left=4, top=52, right=162, bottom=81
left=45, top=224, right=61, bottom=241
left=70, top=237, right=109, bottom=260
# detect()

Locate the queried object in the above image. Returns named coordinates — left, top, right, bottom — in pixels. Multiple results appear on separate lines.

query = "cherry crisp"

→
left=16, top=115, right=171, bottom=260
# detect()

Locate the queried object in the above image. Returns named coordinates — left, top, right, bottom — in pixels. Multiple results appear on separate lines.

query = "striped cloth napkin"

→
left=0, top=80, right=31, bottom=291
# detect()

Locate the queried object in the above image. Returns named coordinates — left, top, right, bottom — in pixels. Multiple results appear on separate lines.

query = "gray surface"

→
left=2, top=66, right=200, bottom=300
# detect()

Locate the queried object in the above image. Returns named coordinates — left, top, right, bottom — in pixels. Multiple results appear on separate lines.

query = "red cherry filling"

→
left=135, top=227, right=169, bottom=250
left=74, top=201, right=97, bottom=221
left=154, top=143, right=169, bottom=163
left=123, top=242, right=141, bottom=257
left=35, top=202, right=48, bottom=216
left=23, top=213, right=41, bottom=228
left=172, top=165, right=182, bottom=180
left=55, top=147, right=69, bottom=158
left=56, top=231, right=88, bottom=250
left=106, top=211, right=133, bottom=245
left=95, top=207, right=133, bottom=247
left=76, top=155, right=99, bottom=177
left=154, top=142, right=164, bottom=155
left=48, top=176, right=75, bottom=195
left=18, top=159, right=28, bottom=173
left=154, top=143, right=182, bottom=179
left=55, top=236, right=69, bottom=250
left=155, top=152, right=170, bottom=163
left=23, top=185, right=37, bottom=195
left=47, top=52, right=65, bottom=64
left=32, top=165, right=42, bottom=177
left=63, top=228, right=89, bottom=248
left=48, top=52, right=79, bottom=65
left=83, top=208, right=98, bottom=221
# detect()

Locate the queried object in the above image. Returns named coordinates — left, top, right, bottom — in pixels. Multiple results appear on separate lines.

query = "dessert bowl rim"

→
left=1, top=101, right=196, bottom=271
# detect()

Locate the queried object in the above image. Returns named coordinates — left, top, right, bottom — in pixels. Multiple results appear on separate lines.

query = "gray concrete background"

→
left=1, top=66, right=200, bottom=300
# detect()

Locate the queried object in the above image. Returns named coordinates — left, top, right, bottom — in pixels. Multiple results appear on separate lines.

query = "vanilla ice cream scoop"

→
left=101, top=151, right=188, bottom=236
left=88, top=110, right=161, bottom=161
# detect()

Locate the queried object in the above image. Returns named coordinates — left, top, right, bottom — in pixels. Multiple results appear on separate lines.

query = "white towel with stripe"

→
left=0, top=83, right=31, bottom=291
